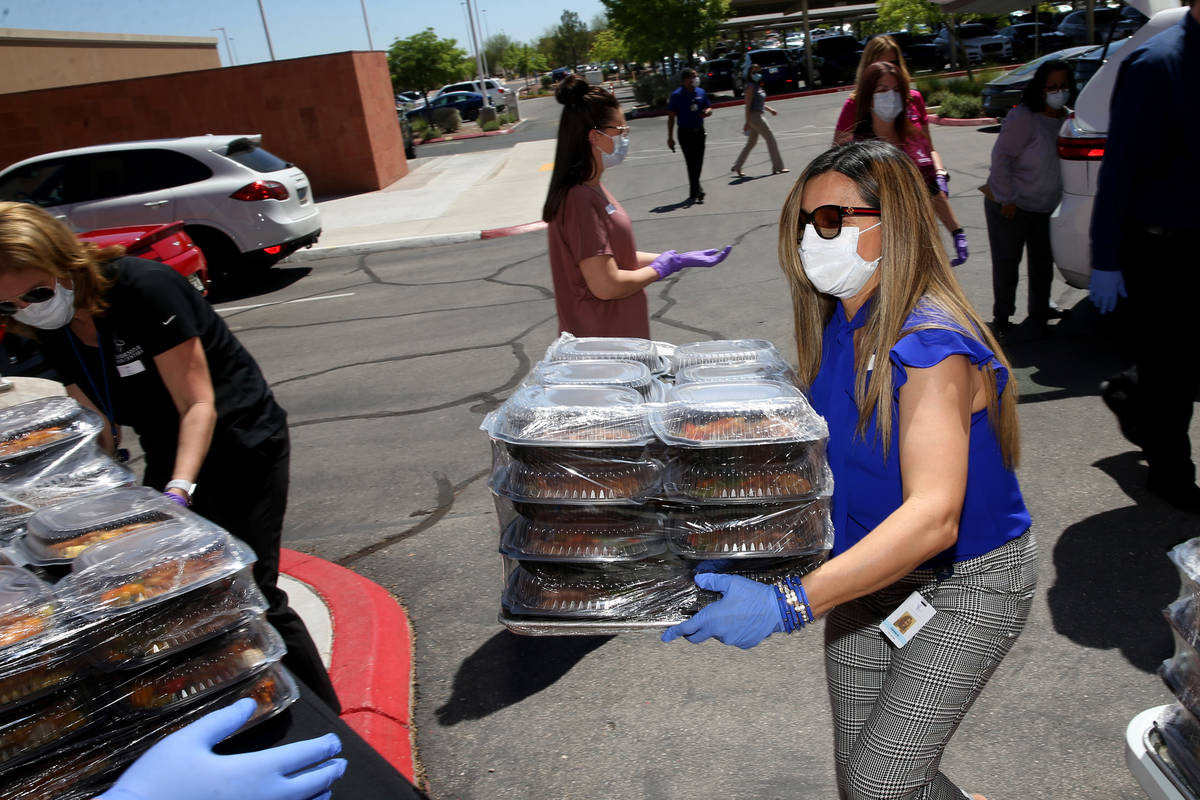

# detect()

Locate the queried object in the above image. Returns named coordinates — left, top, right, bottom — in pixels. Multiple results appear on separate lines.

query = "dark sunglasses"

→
left=797, top=205, right=882, bottom=241
left=0, top=285, right=55, bottom=316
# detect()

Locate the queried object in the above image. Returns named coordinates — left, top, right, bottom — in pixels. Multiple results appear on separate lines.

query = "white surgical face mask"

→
left=1045, top=89, right=1068, bottom=110
left=872, top=90, right=903, bottom=121
left=597, top=130, right=630, bottom=169
left=12, top=282, right=75, bottom=329
left=799, top=223, right=882, bottom=299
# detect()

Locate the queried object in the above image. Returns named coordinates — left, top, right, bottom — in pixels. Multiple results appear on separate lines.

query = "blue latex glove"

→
left=661, top=572, right=785, bottom=649
left=935, top=172, right=950, bottom=195
left=100, top=698, right=347, bottom=800
left=1089, top=269, right=1126, bottom=314
left=950, top=231, right=968, bottom=267
left=650, top=245, right=733, bottom=279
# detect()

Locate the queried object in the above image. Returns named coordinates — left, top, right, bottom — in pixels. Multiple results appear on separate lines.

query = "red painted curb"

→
left=415, top=117, right=525, bottom=146
left=929, top=114, right=999, bottom=125
left=280, top=548, right=416, bottom=783
left=480, top=220, right=548, bottom=239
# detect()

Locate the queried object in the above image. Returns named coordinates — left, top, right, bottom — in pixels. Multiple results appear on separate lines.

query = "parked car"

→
left=740, top=48, right=802, bottom=94
left=434, top=79, right=507, bottom=109
left=980, top=44, right=1094, bottom=118
left=1057, top=7, right=1141, bottom=44
left=409, top=91, right=485, bottom=122
left=550, top=66, right=572, bottom=82
left=398, top=113, right=416, bottom=161
left=1049, top=3, right=1188, bottom=288
left=698, top=58, right=738, bottom=92
left=865, top=31, right=943, bottom=71
left=1068, top=36, right=1133, bottom=91
left=997, top=23, right=1072, bottom=60
left=0, top=221, right=209, bottom=380
left=395, top=91, right=425, bottom=111
left=786, top=48, right=826, bottom=85
left=0, top=135, right=321, bottom=276
left=797, top=34, right=864, bottom=86
left=934, top=23, right=1014, bottom=64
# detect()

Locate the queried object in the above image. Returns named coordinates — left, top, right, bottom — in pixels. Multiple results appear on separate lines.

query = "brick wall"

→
left=0, top=51, right=407, bottom=197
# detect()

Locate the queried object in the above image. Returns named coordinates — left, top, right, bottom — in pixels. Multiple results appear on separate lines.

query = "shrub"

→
left=541, top=74, right=553, bottom=88
left=633, top=73, right=672, bottom=108
left=480, top=118, right=501, bottom=132
left=497, top=113, right=515, bottom=125
left=432, top=107, right=462, bottom=133
left=409, top=117, right=432, bottom=139
left=936, top=92, right=984, bottom=119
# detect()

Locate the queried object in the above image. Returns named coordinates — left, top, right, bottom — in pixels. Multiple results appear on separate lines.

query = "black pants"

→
left=984, top=197, right=1054, bottom=321
left=219, top=676, right=428, bottom=799
left=147, top=426, right=341, bottom=711
left=1123, top=228, right=1199, bottom=489
left=678, top=127, right=706, bottom=198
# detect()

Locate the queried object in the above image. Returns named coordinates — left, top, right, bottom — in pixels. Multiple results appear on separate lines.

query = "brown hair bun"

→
left=555, top=74, right=591, bottom=107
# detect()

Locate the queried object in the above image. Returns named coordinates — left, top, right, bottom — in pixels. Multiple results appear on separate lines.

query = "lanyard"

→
left=66, top=327, right=127, bottom=461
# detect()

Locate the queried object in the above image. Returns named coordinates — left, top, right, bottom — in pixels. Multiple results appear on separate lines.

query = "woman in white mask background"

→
left=843, top=61, right=969, bottom=267
left=664, top=141, right=1033, bottom=800
left=983, top=60, right=1073, bottom=338
left=0, top=201, right=340, bottom=712
left=542, top=74, right=731, bottom=338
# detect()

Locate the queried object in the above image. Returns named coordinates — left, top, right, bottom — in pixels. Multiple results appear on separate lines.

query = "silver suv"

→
left=0, top=135, right=321, bottom=275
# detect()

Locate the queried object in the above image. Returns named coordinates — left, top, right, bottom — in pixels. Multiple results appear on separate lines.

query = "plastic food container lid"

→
left=482, top=384, right=654, bottom=446
left=669, top=339, right=780, bottom=372
left=530, top=359, right=654, bottom=391
left=22, top=486, right=184, bottom=565
left=547, top=334, right=660, bottom=371
left=0, top=397, right=97, bottom=457
left=0, top=566, right=57, bottom=654
left=62, top=522, right=256, bottom=615
left=675, top=360, right=795, bottom=385
left=651, top=380, right=828, bottom=446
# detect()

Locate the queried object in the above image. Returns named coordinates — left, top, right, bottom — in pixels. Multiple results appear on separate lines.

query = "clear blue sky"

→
left=4, top=0, right=607, bottom=66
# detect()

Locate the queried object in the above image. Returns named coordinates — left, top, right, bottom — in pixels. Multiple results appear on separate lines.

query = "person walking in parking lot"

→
left=983, top=59, right=1073, bottom=338
left=666, top=68, right=712, bottom=204
left=732, top=63, right=787, bottom=177
left=542, top=75, right=732, bottom=338
left=1089, top=0, right=1200, bottom=511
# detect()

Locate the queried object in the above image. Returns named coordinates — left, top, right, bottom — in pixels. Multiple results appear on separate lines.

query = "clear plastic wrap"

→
left=1171, top=538, right=1200, bottom=604
left=58, top=522, right=256, bottom=614
left=499, top=506, right=665, bottom=562
left=0, top=567, right=84, bottom=710
left=482, top=384, right=655, bottom=447
left=663, top=498, right=833, bottom=558
left=1156, top=703, right=1200, bottom=796
left=545, top=333, right=663, bottom=372
left=0, top=685, right=95, bottom=773
left=1162, top=603, right=1200, bottom=721
left=668, top=339, right=782, bottom=374
left=675, top=360, right=798, bottom=387
left=526, top=359, right=665, bottom=401
left=110, top=617, right=285, bottom=716
left=652, top=381, right=828, bottom=447
left=488, top=441, right=662, bottom=504
left=0, top=398, right=104, bottom=466
left=0, top=454, right=137, bottom=530
left=19, top=487, right=187, bottom=566
left=85, top=570, right=268, bottom=671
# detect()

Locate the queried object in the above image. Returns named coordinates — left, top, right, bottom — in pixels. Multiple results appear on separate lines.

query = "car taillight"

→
left=1057, top=136, right=1106, bottom=161
left=262, top=245, right=282, bottom=255
left=230, top=181, right=289, bottom=201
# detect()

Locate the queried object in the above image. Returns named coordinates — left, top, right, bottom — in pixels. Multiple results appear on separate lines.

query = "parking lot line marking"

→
left=539, top=162, right=554, bottom=171
left=216, top=292, right=356, bottom=314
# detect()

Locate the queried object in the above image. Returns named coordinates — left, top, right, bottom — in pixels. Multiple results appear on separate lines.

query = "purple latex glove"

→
left=163, top=491, right=189, bottom=507
left=100, top=698, right=346, bottom=800
left=661, top=573, right=785, bottom=649
left=950, top=231, right=968, bottom=267
left=1089, top=269, right=1127, bottom=314
left=650, top=245, right=733, bottom=279
left=935, top=172, right=950, bottom=195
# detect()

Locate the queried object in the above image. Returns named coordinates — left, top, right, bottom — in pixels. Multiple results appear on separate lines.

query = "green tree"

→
left=870, top=0, right=948, bottom=34
left=513, top=44, right=550, bottom=81
left=602, top=0, right=730, bottom=65
left=483, top=32, right=516, bottom=75
left=588, top=28, right=626, bottom=64
left=387, top=28, right=470, bottom=119
left=555, top=10, right=592, bottom=68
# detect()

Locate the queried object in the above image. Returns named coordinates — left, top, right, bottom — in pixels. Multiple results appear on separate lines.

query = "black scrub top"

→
left=38, top=257, right=286, bottom=470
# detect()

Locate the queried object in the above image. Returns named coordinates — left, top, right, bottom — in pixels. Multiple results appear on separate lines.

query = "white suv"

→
left=434, top=79, right=508, bottom=109
left=1048, top=0, right=1187, bottom=288
left=0, top=135, right=321, bottom=275
left=935, top=24, right=1013, bottom=64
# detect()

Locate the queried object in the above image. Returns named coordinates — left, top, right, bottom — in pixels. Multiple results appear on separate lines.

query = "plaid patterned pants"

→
left=825, top=530, right=1037, bottom=800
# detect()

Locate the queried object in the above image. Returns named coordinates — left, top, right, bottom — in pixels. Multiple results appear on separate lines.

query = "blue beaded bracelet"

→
left=787, top=576, right=815, bottom=624
left=774, top=584, right=796, bottom=633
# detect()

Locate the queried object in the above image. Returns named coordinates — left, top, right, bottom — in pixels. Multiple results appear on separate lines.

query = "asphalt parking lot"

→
left=228, top=90, right=1200, bottom=799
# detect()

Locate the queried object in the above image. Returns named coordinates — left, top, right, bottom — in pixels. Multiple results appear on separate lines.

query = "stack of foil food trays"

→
left=483, top=334, right=834, bottom=635
left=0, top=400, right=297, bottom=800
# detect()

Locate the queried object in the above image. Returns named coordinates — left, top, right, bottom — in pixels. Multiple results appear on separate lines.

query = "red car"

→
left=76, top=220, right=209, bottom=294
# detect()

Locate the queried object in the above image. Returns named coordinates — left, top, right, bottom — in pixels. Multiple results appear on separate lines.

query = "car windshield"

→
left=957, top=25, right=994, bottom=38
left=751, top=50, right=792, bottom=65
left=223, top=139, right=289, bottom=172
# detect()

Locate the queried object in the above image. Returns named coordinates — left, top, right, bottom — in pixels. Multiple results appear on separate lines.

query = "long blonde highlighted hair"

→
left=855, top=35, right=910, bottom=85
left=777, top=141, right=1020, bottom=468
left=0, top=202, right=117, bottom=323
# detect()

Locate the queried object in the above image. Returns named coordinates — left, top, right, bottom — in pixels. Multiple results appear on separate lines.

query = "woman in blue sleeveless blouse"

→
left=664, top=141, right=1036, bottom=800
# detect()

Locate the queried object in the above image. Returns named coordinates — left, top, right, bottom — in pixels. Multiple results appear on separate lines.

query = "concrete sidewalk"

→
left=290, top=138, right=555, bottom=260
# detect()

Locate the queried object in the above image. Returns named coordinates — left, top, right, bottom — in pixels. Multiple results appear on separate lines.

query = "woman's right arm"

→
left=65, top=383, right=116, bottom=455
left=578, top=255, right=660, bottom=300
left=989, top=108, right=1030, bottom=216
